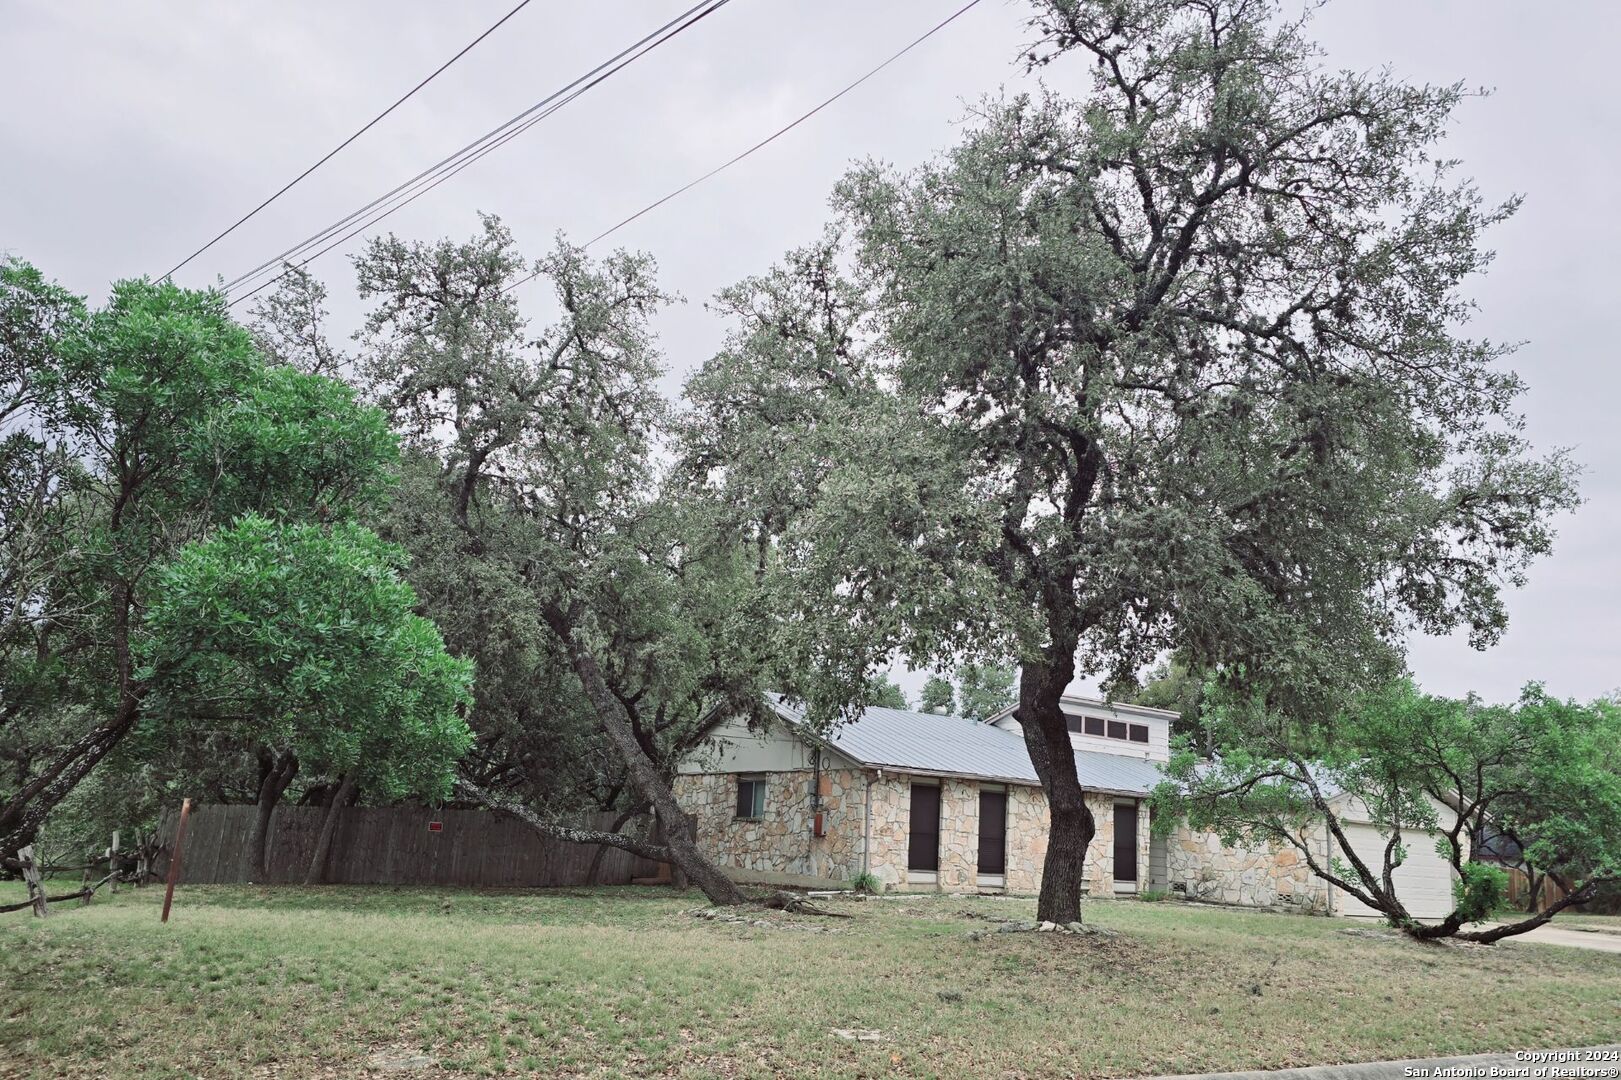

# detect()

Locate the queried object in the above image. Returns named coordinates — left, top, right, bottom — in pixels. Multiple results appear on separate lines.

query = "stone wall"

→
left=1165, top=822, right=1330, bottom=912
left=678, top=764, right=1312, bottom=911
left=673, top=767, right=866, bottom=884
left=867, top=773, right=1145, bottom=895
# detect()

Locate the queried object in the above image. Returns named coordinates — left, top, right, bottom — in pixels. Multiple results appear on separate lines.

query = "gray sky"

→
left=4, top=1, right=1616, bottom=707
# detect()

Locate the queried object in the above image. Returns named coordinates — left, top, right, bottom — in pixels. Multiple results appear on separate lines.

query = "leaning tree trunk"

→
left=587, top=802, right=648, bottom=885
left=545, top=608, right=747, bottom=907
left=245, top=749, right=299, bottom=881
left=303, top=773, right=355, bottom=886
left=1018, top=633, right=1096, bottom=926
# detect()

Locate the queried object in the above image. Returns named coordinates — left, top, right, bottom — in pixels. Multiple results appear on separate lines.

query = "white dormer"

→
left=984, top=696, right=1176, bottom=764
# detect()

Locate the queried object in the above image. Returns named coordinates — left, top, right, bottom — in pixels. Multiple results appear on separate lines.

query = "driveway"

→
left=1496, top=922, right=1621, bottom=954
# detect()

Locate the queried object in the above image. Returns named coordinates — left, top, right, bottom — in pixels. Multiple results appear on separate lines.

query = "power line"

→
left=501, top=0, right=987, bottom=297
left=159, top=0, right=539, bottom=282
left=224, top=0, right=730, bottom=306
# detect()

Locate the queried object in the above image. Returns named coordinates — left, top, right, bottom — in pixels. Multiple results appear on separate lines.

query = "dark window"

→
left=1083, top=715, right=1106, bottom=736
left=1114, top=802, right=1138, bottom=882
left=1128, top=723, right=1150, bottom=744
left=978, top=790, right=1007, bottom=875
left=1107, top=719, right=1128, bottom=740
left=1065, top=716, right=1084, bottom=735
left=908, top=784, right=940, bottom=872
left=734, top=777, right=765, bottom=819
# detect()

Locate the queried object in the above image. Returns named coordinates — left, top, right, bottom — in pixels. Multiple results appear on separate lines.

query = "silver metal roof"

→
left=768, top=697, right=1165, bottom=797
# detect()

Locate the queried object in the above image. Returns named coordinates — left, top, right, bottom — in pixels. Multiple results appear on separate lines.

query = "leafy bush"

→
left=1453, top=862, right=1510, bottom=923
left=1139, top=888, right=1170, bottom=902
left=850, top=871, right=882, bottom=894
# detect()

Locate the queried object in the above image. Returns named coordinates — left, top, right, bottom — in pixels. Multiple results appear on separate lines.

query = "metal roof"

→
left=768, top=697, right=1165, bottom=797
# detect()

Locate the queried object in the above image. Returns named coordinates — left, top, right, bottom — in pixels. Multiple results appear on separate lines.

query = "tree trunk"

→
left=245, top=749, right=298, bottom=881
left=18, top=845, right=47, bottom=918
left=1018, top=637, right=1095, bottom=925
left=303, top=773, right=355, bottom=886
left=456, top=779, right=676, bottom=863
left=587, top=803, right=648, bottom=885
left=545, top=607, right=746, bottom=906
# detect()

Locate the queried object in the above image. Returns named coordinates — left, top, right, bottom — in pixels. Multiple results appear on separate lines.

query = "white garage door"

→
left=1334, top=822, right=1457, bottom=920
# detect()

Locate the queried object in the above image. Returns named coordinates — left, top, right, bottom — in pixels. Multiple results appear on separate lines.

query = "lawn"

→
left=1, top=882, right=1618, bottom=1079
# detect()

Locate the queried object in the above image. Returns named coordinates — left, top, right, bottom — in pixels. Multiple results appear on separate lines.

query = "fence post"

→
left=18, top=845, right=48, bottom=918
left=161, top=798, right=192, bottom=924
left=108, top=830, right=120, bottom=895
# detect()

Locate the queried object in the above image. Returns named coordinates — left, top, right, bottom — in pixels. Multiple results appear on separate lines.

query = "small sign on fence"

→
left=427, top=821, right=443, bottom=833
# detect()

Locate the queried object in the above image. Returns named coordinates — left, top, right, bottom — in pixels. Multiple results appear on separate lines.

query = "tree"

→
left=718, top=0, right=1579, bottom=923
left=918, top=675, right=955, bottom=715
left=0, top=270, right=398, bottom=863
left=954, top=664, right=1016, bottom=722
left=1129, top=657, right=1206, bottom=747
left=340, top=216, right=789, bottom=905
left=1159, top=680, right=1621, bottom=942
left=865, top=676, right=909, bottom=710
left=138, top=515, right=475, bottom=882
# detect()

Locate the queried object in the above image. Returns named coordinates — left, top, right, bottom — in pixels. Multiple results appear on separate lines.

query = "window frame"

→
left=734, top=775, right=766, bottom=821
left=1083, top=715, right=1106, bottom=736
left=1128, top=723, right=1150, bottom=744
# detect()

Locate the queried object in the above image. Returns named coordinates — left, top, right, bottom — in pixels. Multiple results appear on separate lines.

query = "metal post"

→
left=161, top=798, right=192, bottom=924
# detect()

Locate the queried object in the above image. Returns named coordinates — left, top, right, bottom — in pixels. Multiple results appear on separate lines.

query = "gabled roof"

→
left=767, top=696, right=1164, bottom=797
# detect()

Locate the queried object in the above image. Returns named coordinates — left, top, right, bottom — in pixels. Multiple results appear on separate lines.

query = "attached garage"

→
left=1329, top=795, right=1463, bottom=920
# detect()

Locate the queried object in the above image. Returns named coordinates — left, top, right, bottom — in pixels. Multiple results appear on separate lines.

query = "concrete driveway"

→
left=1494, top=922, right=1621, bottom=953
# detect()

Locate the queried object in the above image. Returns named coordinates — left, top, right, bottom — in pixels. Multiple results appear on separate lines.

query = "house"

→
left=673, top=694, right=1464, bottom=918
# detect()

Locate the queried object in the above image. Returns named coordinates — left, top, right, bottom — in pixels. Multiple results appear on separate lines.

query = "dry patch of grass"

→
left=1, top=883, right=1617, bottom=1078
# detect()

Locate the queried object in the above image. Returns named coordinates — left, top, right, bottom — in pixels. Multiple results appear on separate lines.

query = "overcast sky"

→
left=4, top=0, right=1616, bottom=707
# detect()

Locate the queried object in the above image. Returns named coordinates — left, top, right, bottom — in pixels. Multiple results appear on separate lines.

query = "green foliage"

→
left=139, top=515, right=474, bottom=801
left=1453, top=862, right=1509, bottom=924
left=864, top=676, right=908, bottom=710
left=954, top=664, right=1015, bottom=721
left=917, top=675, right=955, bottom=715
left=1, top=264, right=420, bottom=858
left=850, top=871, right=882, bottom=894
left=1160, top=677, right=1621, bottom=936
left=1138, top=888, right=1170, bottom=903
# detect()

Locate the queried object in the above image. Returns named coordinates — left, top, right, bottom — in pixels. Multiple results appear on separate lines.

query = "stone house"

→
left=673, top=694, right=1463, bottom=918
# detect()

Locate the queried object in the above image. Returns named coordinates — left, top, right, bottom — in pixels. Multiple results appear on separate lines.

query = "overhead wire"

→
left=223, top=0, right=731, bottom=306
left=499, top=0, right=988, bottom=296
left=160, top=0, right=540, bottom=282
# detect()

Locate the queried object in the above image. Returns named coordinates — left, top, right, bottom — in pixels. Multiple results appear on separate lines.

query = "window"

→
left=1065, top=716, right=1084, bottom=735
left=1128, top=723, right=1150, bottom=744
left=734, top=776, right=766, bottom=820
left=907, top=783, right=940, bottom=872
left=1083, top=715, right=1105, bottom=736
left=978, top=789, right=1007, bottom=876
left=1107, top=719, right=1128, bottom=740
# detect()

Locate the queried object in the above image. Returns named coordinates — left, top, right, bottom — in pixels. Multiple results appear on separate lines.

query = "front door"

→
left=1113, top=802, right=1138, bottom=885
left=977, top=789, right=1007, bottom=876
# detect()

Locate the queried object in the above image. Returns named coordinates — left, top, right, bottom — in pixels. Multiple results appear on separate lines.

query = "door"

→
left=978, top=789, right=1007, bottom=876
left=1113, top=802, right=1138, bottom=885
left=907, top=783, right=940, bottom=872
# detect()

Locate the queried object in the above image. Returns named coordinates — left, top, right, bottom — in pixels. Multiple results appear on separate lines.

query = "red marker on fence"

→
left=161, top=798, right=191, bottom=924
left=428, top=820, right=443, bottom=833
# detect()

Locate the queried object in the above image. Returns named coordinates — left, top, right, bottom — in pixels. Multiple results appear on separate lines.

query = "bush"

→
left=1453, top=862, right=1509, bottom=923
left=1139, top=888, right=1170, bottom=902
left=850, top=871, right=882, bottom=894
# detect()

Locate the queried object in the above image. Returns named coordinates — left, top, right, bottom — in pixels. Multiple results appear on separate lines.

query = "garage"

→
left=1332, top=817, right=1460, bottom=920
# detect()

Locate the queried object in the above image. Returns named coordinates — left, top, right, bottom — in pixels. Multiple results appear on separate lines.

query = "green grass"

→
left=1, top=882, right=1618, bottom=1078
left=1559, top=914, right=1621, bottom=936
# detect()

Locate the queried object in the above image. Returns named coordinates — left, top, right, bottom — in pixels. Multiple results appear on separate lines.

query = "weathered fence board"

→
left=154, top=804, right=659, bottom=888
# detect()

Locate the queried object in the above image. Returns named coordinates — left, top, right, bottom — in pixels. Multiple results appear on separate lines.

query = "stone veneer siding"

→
left=673, top=768, right=866, bottom=883
left=863, top=773, right=1149, bottom=895
left=1165, top=822, right=1331, bottom=912
left=676, top=766, right=1286, bottom=908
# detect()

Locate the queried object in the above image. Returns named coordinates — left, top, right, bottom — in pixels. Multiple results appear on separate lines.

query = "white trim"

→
left=907, top=870, right=938, bottom=884
left=977, top=873, right=1006, bottom=887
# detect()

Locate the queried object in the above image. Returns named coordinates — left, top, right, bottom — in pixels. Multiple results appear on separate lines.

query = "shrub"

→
left=850, top=871, right=882, bottom=894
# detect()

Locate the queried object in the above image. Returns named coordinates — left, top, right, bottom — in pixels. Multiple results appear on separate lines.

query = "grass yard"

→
left=1559, top=915, right=1621, bottom=936
left=2, top=882, right=1618, bottom=1079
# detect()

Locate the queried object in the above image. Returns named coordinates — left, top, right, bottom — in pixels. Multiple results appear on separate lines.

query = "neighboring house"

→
left=673, top=694, right=1464, bottom=918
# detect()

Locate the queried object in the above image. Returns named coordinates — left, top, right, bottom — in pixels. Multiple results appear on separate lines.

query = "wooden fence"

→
left=155, top=803, right=661, bottom=888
